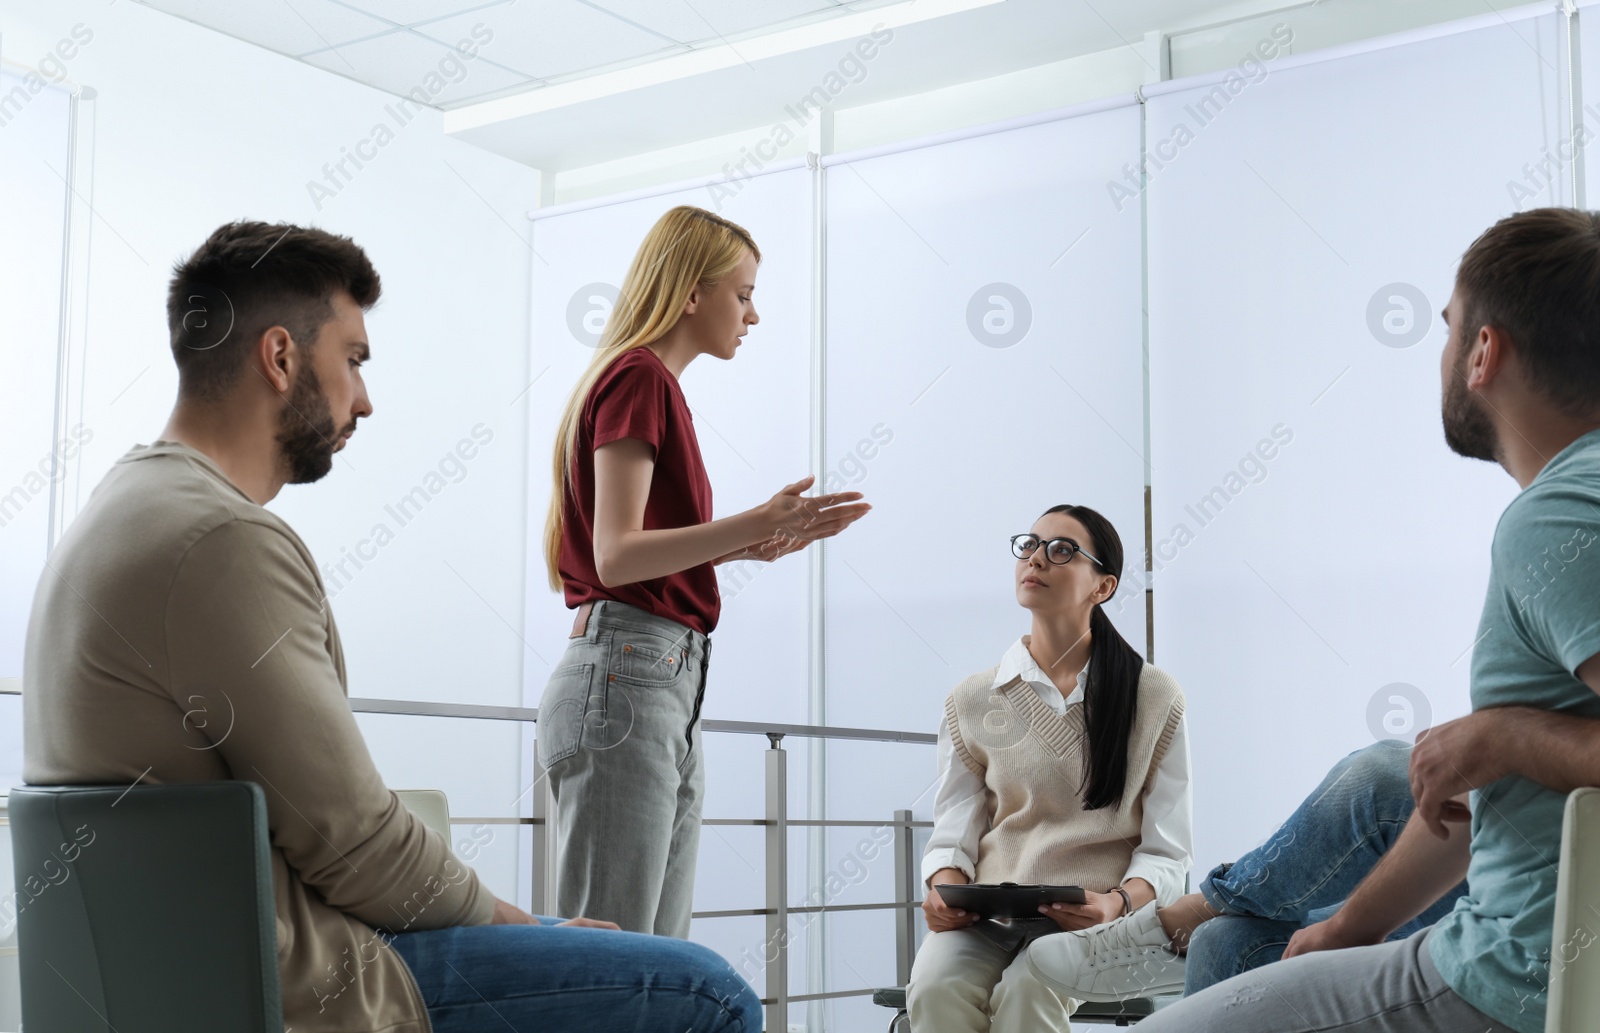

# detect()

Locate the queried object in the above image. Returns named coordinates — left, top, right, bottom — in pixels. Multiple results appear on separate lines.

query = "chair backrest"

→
left=394, top=788, right=452, bottom=844
left=1547, top=786, right=1600, bottom=1033
left=9, top=782, right=282, bottom=1033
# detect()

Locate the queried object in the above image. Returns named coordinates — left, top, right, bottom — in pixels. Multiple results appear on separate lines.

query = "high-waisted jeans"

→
left=1186, top=741, right=1470, bottom=994
left=536, top=599, right=712, bottom=938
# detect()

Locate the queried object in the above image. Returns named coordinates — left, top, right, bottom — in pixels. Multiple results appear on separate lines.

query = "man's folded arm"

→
left=165, top=518, right=495, bottom=932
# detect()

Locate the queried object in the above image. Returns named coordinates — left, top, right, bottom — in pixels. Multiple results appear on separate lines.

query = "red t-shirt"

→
left=559, top=347, right=721, bottom=634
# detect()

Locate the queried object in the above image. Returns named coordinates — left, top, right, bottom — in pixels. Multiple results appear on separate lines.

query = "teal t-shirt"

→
left=1430, top=428, right=1600, bottom=1033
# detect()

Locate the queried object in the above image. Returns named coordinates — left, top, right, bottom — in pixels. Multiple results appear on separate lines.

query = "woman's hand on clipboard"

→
left=922, top=867, right=981, bottom=932
left=1039, top=891, right=1123, bottom=932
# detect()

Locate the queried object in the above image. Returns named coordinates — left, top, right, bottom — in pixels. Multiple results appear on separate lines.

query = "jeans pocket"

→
left=582, top=669, right=637, bottom=752
left=610, top=627, right=687, bottom=686
left=536, top=661, right=595, bottom=767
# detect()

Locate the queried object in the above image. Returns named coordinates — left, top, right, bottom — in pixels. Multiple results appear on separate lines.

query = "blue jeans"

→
left=1185, top=742, right=1470, bottom=995
left=537, top=599, right=712, bottom=937
left=389, top=920, right=761, bottom=1032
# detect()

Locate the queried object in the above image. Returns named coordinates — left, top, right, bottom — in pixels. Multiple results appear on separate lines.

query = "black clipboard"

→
left=935, top=882, right=1087, bottom=921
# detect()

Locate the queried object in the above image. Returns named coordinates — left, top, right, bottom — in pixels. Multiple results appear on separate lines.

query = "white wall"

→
left=1578, top=0, right=1600, bottom=206
left=0, top=67, right=71, bottom=805
left=0, top=0, right=541, bottom=901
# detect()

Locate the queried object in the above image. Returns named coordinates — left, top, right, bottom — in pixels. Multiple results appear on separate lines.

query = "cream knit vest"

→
left=945, top=661, right=1185, bottom=889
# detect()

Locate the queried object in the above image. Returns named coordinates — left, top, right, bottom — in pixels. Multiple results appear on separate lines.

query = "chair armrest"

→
left=395, top=789, right=452, bottom=844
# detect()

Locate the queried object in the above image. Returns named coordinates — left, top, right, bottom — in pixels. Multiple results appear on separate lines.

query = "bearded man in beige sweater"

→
left=22, top=220, right=761, bottom=1033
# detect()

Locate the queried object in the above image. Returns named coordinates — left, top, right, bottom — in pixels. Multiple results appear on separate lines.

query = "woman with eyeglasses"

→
left=906, top=504, right=1192, bottom=1032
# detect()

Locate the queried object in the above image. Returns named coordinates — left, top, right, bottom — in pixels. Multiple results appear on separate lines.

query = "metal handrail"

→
left=1, top=683, right=936, bottom=1027
left=345, top=694, right=936, bottom=745
left=1, top=685, right=940, bottom=745
left=448, top=816, right=933, bottom=829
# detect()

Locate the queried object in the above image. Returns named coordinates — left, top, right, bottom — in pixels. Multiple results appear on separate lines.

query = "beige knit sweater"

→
left=24, top=441, right=494, bottom=1033
left=945, top=661, right=1185, bottom=888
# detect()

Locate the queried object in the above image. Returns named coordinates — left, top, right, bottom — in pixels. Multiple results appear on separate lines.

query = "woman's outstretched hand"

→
left=763, top=474, right=871, bottom=543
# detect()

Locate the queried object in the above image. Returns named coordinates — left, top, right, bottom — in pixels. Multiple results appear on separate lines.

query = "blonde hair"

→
left=543, top=205, right=760, bottom=592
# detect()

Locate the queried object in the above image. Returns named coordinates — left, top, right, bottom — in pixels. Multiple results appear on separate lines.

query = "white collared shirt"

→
left=921, top=635, right=1194, bottom=904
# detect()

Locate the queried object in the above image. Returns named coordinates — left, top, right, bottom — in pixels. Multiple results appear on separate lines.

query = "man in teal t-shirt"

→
left=1426, top=428, right=1600, bottom=1028
left=1134, top=210, right=1600, bottom=1033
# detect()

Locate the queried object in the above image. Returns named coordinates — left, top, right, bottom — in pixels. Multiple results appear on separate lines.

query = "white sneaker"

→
left=1026, top=902, right=1186, bottom=1002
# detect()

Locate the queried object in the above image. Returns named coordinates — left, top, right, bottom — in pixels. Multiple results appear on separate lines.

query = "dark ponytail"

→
left=1043, top=504, right=1145, bottom=810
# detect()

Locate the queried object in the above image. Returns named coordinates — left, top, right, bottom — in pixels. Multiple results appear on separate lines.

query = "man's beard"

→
left=1441, top=339, right=1500, bottom=463
left=275, top=361, right=348, bottom=484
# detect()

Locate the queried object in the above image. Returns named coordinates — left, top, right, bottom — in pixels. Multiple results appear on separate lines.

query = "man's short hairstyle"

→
left=1457, top=207, right=1600, bottom=418
left=166, top=221, right=381, bottom=400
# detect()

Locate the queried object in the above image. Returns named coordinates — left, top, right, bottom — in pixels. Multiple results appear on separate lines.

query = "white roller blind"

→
left=822, top=102, right=1148, bottom=738
left=1146, top=13, right=1559, bottom=871
left=1578, top=0, right=1600, bottom=204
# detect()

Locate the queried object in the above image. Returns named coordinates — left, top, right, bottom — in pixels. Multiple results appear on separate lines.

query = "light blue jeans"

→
left=536, top=599, right=712, bottom=938
left=390, top=919, right=760, bottom=1031
left=1185, top=741, right=1470, bottom=994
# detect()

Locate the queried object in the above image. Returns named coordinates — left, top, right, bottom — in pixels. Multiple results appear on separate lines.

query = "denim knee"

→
left=1184, top=916, right=1293, bottom=996
left=1341, top=742, right=1413, bottom=806
left=679, top=941, right=763, bottom=1031
left=1200, top=742, right=1416, bottom=919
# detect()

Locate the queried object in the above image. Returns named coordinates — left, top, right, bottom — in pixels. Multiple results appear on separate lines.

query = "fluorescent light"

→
left=444, top=0, right=1008, bottom=133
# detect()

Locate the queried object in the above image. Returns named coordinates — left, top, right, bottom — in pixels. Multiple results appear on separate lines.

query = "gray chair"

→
left=8, top=783, right=455, bottom=1033
left=10, top=781, right=283, bottom=1032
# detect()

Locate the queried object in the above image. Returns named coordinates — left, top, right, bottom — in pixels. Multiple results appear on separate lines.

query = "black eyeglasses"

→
left=1010, top=533, right=1104, bottom=568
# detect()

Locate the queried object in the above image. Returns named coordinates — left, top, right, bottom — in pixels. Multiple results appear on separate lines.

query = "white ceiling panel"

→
left=586, top=0, right=845, bottom=45
left=417, top=0, right=679, bottom=80
left=301, top=27, right=538, bottom=105
left=333, top=0, right=517, bottom=26
left=139, top=0, right=395, bottom=55
left=136, top=0, right=1495, bottom=157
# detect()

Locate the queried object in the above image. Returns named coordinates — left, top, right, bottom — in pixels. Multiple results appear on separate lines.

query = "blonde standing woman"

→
left=538, top=206, right=871, bottom=937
